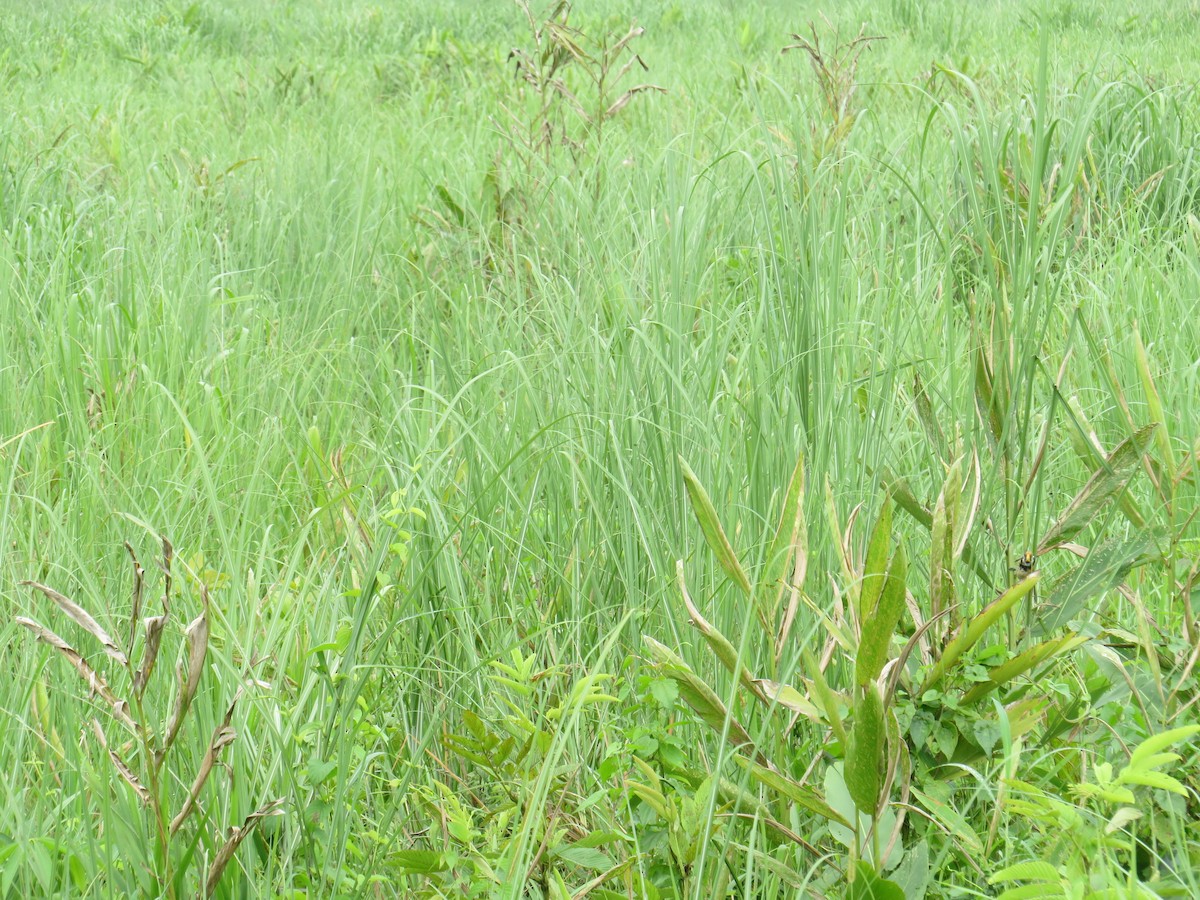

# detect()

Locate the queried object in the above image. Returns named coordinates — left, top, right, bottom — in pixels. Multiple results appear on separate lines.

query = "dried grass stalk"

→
left=124, top=542, right=145, bottom=656
left=170, top=697, right=238, bottom=836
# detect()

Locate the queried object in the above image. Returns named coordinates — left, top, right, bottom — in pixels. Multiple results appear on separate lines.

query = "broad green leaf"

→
left=846, top=861, right=906, bottom=900
left=1036, top=424, right=1157, bottom=553
left=890, top=839, right=930, bottom=900
left=920, top=574, right=1040, bottom=695
left=734, top=758, right=849, bottom=826
left=856, top=542, right=907, bottom=687
left=390, top=850, right=448, bottom=874
left=553, top=844, right=614, bottom=871
left=1117, top=769, right=1188, bottom=795
left=846, top=683, right=885, bottom=815
left=859, top=497, right=892, bottom=622
left=679, top=457, right=752, bottom=597
left=1127, top=725, right=1200, bottom=770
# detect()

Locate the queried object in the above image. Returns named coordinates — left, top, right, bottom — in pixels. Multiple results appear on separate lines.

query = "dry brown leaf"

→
left=205, top=799, right=285, bottom=896
left=133, top=614, right=167, bottom=697
left=21, top=581, right=128, bottom=667
left=15, top=617, right=137, bottom=732
left=163, top=595, right=209, bottom=750
left=124, top=542, right=145, bottom=656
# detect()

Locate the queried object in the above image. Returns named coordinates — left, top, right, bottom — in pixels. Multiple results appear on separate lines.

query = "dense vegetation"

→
left=3, top=0, right=1200, bottom=896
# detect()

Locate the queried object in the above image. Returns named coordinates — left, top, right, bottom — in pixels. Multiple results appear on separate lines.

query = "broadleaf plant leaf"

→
left=679, top=457, right=753, bottom=598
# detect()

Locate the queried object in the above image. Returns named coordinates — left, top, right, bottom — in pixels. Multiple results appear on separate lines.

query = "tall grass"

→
left=2, top=0, right=1199, bottom=896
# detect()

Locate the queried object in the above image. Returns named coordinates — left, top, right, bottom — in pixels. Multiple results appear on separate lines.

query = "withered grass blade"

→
left=15, top=617, right=138, bottom=732
left=205, top=799, right=285, bottom=897
left=21, top=581, right=129, bottom=667
left=160, top=538, right=174, bottom=615
left=133, top=614, right=167, bottom=698
left=163, top=590, right=210, bottom=750
left=124, top=542, right=145, bottom=658
left=170, top=696, right=239, bottom=836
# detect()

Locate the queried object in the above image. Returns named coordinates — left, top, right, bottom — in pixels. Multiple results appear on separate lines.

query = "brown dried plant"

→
left=15, top=539, right=283, bottom=898
left=783, top=20, right=883, bottom=156
left=504, top=1, right=664, bottom=186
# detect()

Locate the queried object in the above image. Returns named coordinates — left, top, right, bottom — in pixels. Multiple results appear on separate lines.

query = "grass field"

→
left=3, top=0, right=1200, bottom=896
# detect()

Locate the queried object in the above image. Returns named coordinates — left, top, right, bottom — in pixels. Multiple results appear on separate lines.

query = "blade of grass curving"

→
left=15, top=617, right=138, bottom=733
left=171, top=697, right=239, bottom=836
left=960, top=634, right=1087, bottom=705
left=677, top=561, right=765, bottom=703
left=762, top=452, right=806, bottom=619
left=643, top=636, right=768, bottom=767
left=1037, top=424, right=1157, bottom=554
left=734, top=757, right=849, bottom=827
left=679, top=456, right=752, bottom=597
left=163, top=587, right=210, bottom=752
left=205, top=799, right=285, bottom=897
left=21, top=581, right=128, bottom=667
left=919, top=574, right=1041, bottom=695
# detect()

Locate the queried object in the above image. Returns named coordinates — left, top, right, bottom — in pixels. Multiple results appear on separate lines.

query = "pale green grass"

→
left=2, top=0, right=1199, bottom=896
